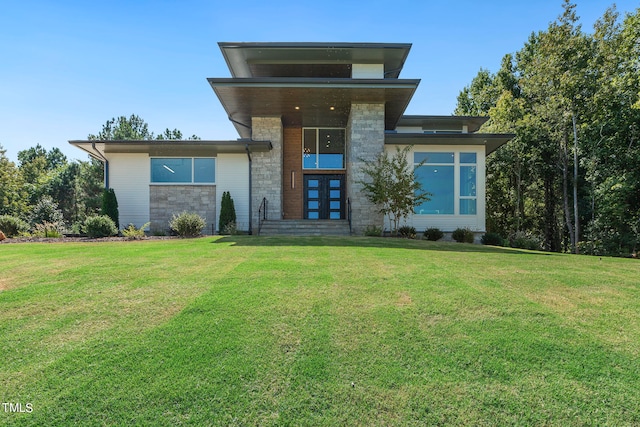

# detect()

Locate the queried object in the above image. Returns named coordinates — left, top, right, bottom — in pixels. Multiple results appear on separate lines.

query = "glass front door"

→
left=304, top=175, right=344, bottom=220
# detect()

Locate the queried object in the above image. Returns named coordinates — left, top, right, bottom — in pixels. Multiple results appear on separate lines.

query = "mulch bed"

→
left=0, top=236, right=179, bottom=244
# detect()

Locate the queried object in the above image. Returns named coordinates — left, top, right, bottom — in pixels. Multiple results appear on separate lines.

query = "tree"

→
left=88, top=115, right=200, bottom=141
left=218, top=191, right=236, bottom=233
left=0, top=145, right=28, bottom=217
left=101, top=188, right=119, bottom=229
left=88, top=115, right=154, bottom=140
left=455, top=2, right=640, bottom=255
left=359, top=146, right=430, bottom=235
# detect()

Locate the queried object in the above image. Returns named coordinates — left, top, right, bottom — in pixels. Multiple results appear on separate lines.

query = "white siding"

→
left=216, top=153, right=250, bottom=231
left=352, top=64, right=384, bottom=79
left=384, top=145, right=486, bottom=232
left=107, top=153, right=150, bottom=229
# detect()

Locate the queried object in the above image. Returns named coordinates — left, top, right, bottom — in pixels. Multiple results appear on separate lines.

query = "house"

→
left=70, top=42, right=512, bottom=236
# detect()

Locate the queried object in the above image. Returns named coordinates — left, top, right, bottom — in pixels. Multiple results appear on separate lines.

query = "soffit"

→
left=397, top=115, right=489, bottom=133
left=385, top=132, right=514, bottom=155
left=218, top=42, right=412, bottom=78
left=68, top=140, right=272, bottom=159
left=209, top=78, right=420, bottom=138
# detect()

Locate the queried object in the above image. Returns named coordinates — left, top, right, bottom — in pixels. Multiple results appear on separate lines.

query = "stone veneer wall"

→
left=251, top=117, right=283, bottom=231
left=346, top=103, right=386, bottom=234
left=149, top=185, right=216, bottom=235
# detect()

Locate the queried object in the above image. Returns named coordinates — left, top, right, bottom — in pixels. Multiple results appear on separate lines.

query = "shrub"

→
left=30, top=196, right=64, bottom=226
left=32, top=221, right=65, bottom=238
left=364, top=225, right=383, bottom=237
left=101, top=188, right=119, bottom=229
left=509, top=231, right=543, bottom=251
left=452, top=227, right=475, bottom=243
left=219, top=191, right=237, bottom=234
left=169, top=212, right=206, bottom=237
left=398, top=225, right=417, bottom=239
left=122, top=222, right=150, bottom=240
left=0, top=215, right=30, bottom=237
left=222, top=221, right=239, bottom=235
left=481, top=232, right=504, bottom=246
left=424, top=227, right=444, bottom=241
left=84, top=215, right=118, bottom=238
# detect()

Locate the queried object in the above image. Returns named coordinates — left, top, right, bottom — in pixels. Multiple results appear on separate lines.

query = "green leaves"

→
left=359, top=146, right=430, bottom=235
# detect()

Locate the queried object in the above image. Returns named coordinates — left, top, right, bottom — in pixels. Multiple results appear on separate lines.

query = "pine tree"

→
left=101, top=188, right=119, bottom=229
left=219, top=191, right=237, bottom=233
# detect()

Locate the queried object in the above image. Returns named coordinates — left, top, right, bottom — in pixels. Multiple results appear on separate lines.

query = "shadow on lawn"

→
left=212, top=235, right=555, bottom=256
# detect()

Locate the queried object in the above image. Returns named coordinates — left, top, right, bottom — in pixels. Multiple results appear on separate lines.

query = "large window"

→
left=303, top=128, right=345, bottom=169
left=151, top=158, right=216, bottom=184
left=414, top=152, right=477, bottom=215
left=459, top=153, right=477, bottom=214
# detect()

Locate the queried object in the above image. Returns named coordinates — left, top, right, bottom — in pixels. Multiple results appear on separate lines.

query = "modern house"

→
left=70, top=42, right=512, bottom=236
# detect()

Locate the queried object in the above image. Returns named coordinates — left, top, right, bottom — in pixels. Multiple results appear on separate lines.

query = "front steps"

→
left=258, top=220, right=351, bottom=236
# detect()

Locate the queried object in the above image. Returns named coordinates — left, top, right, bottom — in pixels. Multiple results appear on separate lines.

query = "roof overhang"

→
left=69, top=139, right=272, bottom=160
left=397, top=115, right=489, bottom=133
left=385, top=132, right=514, bottom=155
left=208, top=78, right=420, bottom=138
left=218, top=42, right=412, bottom=78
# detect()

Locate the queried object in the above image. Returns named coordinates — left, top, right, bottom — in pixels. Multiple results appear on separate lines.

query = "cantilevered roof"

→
left=69, top=139, right=272, bottom=161
left=385, top=132, right=514, bottom=155
left=208, top=78, right=420, bottom=138
left=218, top=42, right=412, bottom=78
left=397, top=115, right=489, bottom=133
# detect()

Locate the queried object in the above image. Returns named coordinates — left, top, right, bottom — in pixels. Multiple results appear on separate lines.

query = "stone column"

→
left=251, top=116, right=283, bottom=231
left=346, top=103, right=385, bottom=235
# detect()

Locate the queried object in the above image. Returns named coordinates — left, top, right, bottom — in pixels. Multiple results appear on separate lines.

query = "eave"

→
left=384, top=132, right=515, bottom=155
left=218, top=42, right=412, bottom=78
left=397, top=115, right=489, bottom=133
left=69, top=139, right=272, bottom=160
left=208, top=78, right=420, bottom=138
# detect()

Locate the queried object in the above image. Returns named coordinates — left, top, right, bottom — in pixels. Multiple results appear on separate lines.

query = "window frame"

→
left=413, top=151, right=478, bottom=216
left=150, top=157, right=216, bottom=185
left=302, top=127, right=346, bottom=170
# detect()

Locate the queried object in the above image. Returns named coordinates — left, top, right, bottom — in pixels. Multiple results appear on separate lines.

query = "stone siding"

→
left=346, top=103, right=386, bottom=235
left=149, top=185, right=216, bottom=235
left=251, top=117, right=283, bottom=231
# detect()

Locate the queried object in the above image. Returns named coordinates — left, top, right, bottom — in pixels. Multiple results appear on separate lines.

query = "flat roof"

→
left=397, top=115, right=489, bottom=133
left=218, top=42, right=412, bottom=78
left=209, top=78, right=420, bottom=138
left=69, top=139, right=272, bottom=160
left=385, top=132, right=514, bottom=155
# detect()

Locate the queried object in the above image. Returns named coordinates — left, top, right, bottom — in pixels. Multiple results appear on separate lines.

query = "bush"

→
left=364, top=225, right=383, bottom=237
left=0, top=215, right=30, bottom=237
left=32, top=221, right=65, bottom=238
left=122, top=222, right=150, bottom=240
left=222, top=221, right=239, bottom=235
left=219, top=191, right=237, bottom=234
left=169, top=212, right=206, bottom=237
left=30, top=196, right=64, bottom=226
left=398, top=225, right=417, bottom=239
left=452, top=227, right=475, bottom=243
left=424, top=227, right=444, bottom=241
left=509, top=231, right=543, bottom=251
left=101, top=188, right=119, bottom=229
left=481, top=232, right=504, bottom=246
left=84, top=215, right=118, bottom=238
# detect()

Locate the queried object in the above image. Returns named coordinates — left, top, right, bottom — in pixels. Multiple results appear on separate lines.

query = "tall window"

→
left=414, top=152, right=477, bottom=215
left=151, top=158, right=216, bottom=184
left=459, top=153, right=477, bottom=214
left=303, top=128, right=345, bottom=169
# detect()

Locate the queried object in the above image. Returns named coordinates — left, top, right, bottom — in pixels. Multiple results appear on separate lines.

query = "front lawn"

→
left=1, top=236, right=639, bottom=425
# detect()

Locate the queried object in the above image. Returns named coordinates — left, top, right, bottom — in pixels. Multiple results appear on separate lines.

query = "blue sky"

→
left=1, top=0, right=638, bottom=162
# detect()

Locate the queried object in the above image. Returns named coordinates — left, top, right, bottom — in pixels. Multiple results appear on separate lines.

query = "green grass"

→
left=1, top=236, right=639, bottom=426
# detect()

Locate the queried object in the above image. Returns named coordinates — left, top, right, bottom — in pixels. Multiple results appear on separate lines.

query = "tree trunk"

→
left=562, top=131, right=575, bottom=252
left=572, top=114, right=580, bottom=254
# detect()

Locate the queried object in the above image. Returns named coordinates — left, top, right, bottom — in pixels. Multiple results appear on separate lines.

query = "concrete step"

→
left=258, top=220, right=351, bottom=236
